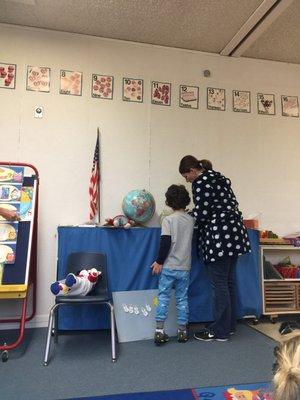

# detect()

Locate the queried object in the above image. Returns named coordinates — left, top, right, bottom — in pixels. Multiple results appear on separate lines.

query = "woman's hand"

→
left=151, top=262, right=163, bottom=275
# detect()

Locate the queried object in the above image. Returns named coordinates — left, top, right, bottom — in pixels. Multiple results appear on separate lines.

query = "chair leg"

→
left=43, top=304, right=59, bottom=366
left=53, top=307, right=58, bottom=343
left=109, top=303, right=117, bottom=362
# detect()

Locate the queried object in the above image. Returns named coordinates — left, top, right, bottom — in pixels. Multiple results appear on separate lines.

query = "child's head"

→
left=165, top=184, right=190, bottom=211
left=273, top=333, right=300, bottom=400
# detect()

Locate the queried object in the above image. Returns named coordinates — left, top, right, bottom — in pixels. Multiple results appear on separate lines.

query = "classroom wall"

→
left=1, top=23, right=300, bottom=326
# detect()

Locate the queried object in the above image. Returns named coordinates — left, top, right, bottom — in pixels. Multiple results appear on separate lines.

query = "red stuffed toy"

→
left=104, top=215, right=135, bottom=229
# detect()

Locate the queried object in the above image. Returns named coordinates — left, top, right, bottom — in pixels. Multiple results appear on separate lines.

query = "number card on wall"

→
left=0, top=62, right=16, bottom=89
left=60, top=70, right=82, bottom=96
left=91, top=74, right=113, bottom=99
left=281, top=95, right=299, bottom=117
left=257, top=93, right=275, bottom=115
left=151, top=81, right=171, bottom=106
left=123, top=78, right=143, bottom=103
left=233, top=90, right=251, bottom=113
left=26, top=66, right=50, bottom=92
left=179, top=85, right=199, bottom=109
left=207, top=87, right=225, bottom=111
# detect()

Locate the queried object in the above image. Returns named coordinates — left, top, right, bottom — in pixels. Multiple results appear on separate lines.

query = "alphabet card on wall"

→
left=179, top=85, right=199, bottom=109
left=233, top=90, right=251, bottom=113
left=151, top=81, right=171, bottom=106
left=0, top=62, right=16, bottom=89
left=207, top=87, right=225, bottom=111
left=60, top=70, right=82, bottom=96
left=91, top=74, right=113, bottom=99
left=26, top=66, right=50, bottom=92
left=122, top=78, right=143, bottom=102
left=281, top=95, right=299, bottom=117
left=257, top=93, right=275, bottom=115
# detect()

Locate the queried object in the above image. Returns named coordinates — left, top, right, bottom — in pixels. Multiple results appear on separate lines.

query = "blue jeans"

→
left=206, top=257, right=237, bottom=338
left=156, top=268, right=190, bottom=326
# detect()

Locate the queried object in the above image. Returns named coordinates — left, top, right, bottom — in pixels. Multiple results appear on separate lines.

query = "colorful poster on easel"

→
left=0, top=166, right=23, bottom=183
left=0, top=183, right=21, bottom=202
left=20, top=187, right=33, bottom=221
left=0, top=165, right=24, bottom=268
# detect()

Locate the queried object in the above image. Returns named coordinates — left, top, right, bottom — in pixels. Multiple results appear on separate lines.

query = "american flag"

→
left=89, top=131, right=100, bottom=221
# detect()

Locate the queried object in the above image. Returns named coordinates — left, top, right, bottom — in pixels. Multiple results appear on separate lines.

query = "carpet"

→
left=64, top=382, right=272, bottom=400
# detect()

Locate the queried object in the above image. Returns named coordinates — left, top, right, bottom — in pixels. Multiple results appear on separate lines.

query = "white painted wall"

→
left=1, top=23, right=300, bottom=327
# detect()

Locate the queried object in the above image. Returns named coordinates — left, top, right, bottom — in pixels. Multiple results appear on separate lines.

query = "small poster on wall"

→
left=26, top=66, right=50, bottom=92
left=281, top=95, right=299, bottom=117
left=207, top=87, right=225, bottom=111
left=60, top=70, right=82, bottom=96
left=179, top=85, right=199, bottom=109
left=151, top=81, right=171, bottom=106
left=0, top=62, right=16, bottom=89
left=122, top=78, right=143, bottom=103
left=233, top=90, right=251, bottom=113
left=91, top=74, right=113, bottom=99
left=257, top=93, right=275, bottom=115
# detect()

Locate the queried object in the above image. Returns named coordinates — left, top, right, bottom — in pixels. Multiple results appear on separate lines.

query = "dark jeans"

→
left=206, top=256, right=238, bottom=339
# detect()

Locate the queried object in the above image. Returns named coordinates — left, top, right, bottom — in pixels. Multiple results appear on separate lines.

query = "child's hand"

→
left=151, top=262, right=163, bottom=275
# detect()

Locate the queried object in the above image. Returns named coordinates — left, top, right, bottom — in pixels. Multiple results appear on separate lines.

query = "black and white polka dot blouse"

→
left=192, top=169, right=251, bottom=263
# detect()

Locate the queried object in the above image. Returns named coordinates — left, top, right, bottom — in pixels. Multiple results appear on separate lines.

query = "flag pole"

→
left=97, top=127, right=101, bottom=224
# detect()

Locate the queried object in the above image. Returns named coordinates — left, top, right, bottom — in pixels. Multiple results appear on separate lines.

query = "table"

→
left=57, top=226, right=262, bottom=330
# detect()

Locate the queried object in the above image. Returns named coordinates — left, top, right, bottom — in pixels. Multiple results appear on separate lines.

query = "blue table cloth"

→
left=57, top=226, right=262, bottom=330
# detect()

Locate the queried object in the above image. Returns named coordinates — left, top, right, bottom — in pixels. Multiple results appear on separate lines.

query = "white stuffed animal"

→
left=50, top=267, right=102, bottom=296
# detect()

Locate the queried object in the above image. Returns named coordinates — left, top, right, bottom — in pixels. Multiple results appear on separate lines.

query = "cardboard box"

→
left=243, top=219, right=259, bottom=229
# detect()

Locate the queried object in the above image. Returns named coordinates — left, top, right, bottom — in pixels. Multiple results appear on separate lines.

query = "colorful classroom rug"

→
left=65, top=381, right=272, bottom=400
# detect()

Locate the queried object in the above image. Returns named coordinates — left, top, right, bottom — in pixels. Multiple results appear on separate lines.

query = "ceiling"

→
left=1, top=0, right=299, bottom=65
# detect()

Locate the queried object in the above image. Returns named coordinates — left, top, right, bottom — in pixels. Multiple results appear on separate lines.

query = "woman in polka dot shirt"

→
left=179, top=155, right=251, bottom=342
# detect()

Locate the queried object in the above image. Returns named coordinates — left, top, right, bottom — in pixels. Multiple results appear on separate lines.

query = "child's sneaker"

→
left=177, top=330, right=188, bottom=343
left=154, top=331, right=169, bottom=346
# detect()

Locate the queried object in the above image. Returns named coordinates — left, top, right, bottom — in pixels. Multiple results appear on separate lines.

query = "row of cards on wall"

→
left=0, top=62, right=299, bottom=117
left=0, top=166, right=33, bottom=267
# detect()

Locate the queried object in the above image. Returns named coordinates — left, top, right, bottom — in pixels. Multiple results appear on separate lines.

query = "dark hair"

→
left=179, top=155, right=213, bottom=174
left=165, top=184, right=190, bottom=210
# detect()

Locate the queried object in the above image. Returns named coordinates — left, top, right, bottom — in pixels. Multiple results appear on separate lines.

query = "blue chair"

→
left=43, top=252, right=117, bottom=365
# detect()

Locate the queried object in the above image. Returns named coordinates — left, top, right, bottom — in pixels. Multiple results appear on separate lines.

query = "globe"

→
left=122, top=189, right=155, bottom=224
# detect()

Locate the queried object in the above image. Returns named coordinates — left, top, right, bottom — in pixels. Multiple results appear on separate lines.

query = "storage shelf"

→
left=260, top=245, right=300, bottom=316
